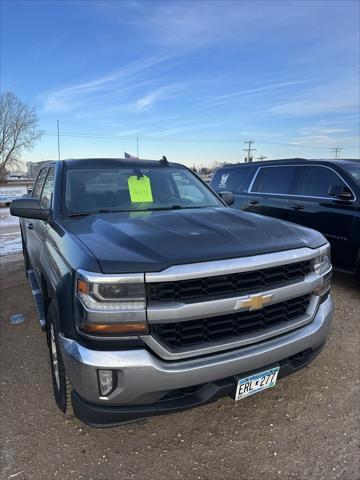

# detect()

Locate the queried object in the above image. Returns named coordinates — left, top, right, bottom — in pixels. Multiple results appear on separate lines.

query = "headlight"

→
left=313, top=244, right=331, bottom=275
left=77, top=279, right=145, bottom=311
left=75, top=271, right=148, bottom=336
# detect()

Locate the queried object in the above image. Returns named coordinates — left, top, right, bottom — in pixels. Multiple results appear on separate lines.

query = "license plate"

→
left=235, top=367, right=279, bottom=401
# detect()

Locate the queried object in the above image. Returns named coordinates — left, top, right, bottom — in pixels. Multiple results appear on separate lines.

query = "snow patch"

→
left=0, top=208, right=19, bottom=227
left=0, top=234, right=22, bottom=256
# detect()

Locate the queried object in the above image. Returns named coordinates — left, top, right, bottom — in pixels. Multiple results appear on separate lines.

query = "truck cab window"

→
left=32, top=168, right=48, bottom=199
left=297, top=166, right=347, bottom=198
left=40, top=167, right=55, bottom=209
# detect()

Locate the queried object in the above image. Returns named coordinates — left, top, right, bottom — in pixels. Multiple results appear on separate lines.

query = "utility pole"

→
left=244, top=140, right=256, bottom=162
left=331, top=147, right=342, bottom=159
left=57, top=120, right=61, bottom=160
left=136, top=136, right=139, bottom=158
left=257, top=155, right=267, bottom=161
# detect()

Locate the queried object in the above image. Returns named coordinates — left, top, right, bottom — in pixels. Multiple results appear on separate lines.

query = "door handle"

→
left=27, top=223, right=34, bottom=230
left=291, top=204, right=304, bottom=211
left=248, top=200, right=259, bottom=205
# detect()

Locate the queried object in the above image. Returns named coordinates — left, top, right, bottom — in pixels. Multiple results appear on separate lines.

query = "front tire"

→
left=47, top=302, right=73, bottom=417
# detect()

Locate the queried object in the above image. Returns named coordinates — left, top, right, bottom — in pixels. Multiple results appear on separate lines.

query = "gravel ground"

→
left=0, top=256, right=359, bottom=480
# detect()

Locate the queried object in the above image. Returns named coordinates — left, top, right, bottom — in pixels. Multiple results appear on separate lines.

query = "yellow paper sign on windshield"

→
left=128, top=175, right=153, bottom=203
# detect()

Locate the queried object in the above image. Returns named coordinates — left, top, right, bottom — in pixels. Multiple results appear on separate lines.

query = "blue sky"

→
left=1, top=0, right=359, bottom=167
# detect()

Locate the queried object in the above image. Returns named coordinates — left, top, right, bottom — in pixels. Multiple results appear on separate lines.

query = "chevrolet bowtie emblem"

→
left=235, top=293, right=274, bottom=311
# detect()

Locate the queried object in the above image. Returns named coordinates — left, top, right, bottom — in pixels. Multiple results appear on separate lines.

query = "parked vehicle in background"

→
left=10, top=157, right=333, bottom=427
left=211, top=159, right=360, bottom=276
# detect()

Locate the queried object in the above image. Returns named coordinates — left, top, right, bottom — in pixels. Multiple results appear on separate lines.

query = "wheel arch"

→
left=40, top=266, right=76, bottom=338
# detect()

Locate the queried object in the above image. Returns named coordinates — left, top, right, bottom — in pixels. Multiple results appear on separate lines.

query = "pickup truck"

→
left=10, top=157, right=334, bottom=427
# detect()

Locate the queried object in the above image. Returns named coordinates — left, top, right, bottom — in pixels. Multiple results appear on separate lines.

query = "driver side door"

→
left=26, top=167, right=55, bottom=282
left=24, top=167, right=48, bottom=275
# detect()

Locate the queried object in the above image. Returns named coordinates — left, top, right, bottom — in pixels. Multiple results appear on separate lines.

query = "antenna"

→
left=160, top=155, right=169, bottom=166
left=57, top=120, right=61, bottom=160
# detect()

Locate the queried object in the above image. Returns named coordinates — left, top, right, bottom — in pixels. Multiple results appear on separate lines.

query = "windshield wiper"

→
left=68, top=212, right=96, bottom=217
left=142, top=205, right=183, bottom=211
left=68, top=208, right=111, bottom=217
left=68, top=205, right=208, bottom=217
left=136, top=205, right=207, bottom=212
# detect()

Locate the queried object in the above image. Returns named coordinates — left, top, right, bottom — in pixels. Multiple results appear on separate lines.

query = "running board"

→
left=27, top=269, right=46, bottom=331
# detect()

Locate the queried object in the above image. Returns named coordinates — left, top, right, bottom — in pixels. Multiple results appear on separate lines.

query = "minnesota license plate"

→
left=235, top=367, right=279, bottom=401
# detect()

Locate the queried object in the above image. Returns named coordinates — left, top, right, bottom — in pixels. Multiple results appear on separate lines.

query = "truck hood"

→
left=64, top=207, right=326, bottom=274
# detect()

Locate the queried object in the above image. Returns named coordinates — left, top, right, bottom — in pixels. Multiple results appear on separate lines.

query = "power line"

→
left=331, top=147, right=342, bottom=159
left=41, top=130, right=345, bottom=150
left=257, top=155, right=267, bottom=161
left=244, top=140, right=256, bottom=162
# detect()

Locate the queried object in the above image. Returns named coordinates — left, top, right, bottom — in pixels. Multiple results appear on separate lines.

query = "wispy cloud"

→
left=123, top=1, right=327, bottom=51
left=299, top=127, right=350, bottom=136
left=43, top=54, right=171, bottom=113
left=208, top=80, right=306, bottom=106
left=135, top=84, right=186, bottom=111
left=287, top=134, right=358, bottom=149
left=270, top=97, right=358, bottom=117
left=284, top=122, right=358, bottom=149
left=270, top=86, right=359, bottom=117
left=144, top=120, right=224, bottom=137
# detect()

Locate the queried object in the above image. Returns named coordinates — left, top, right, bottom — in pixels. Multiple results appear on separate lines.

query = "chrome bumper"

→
left=59, top=295, right=334, bottom=406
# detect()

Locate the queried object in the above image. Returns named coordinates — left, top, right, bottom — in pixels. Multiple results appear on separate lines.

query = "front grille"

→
left=147, top=260, right=311, bottom=303
left=151, top=294, right=311, bottom=349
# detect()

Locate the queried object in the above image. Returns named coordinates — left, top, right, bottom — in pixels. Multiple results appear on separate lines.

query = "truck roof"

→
left=49, top=157, right=183, bottom=169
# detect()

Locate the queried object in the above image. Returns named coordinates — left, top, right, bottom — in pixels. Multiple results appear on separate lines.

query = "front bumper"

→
left=59, top=295, right=334, bottom=426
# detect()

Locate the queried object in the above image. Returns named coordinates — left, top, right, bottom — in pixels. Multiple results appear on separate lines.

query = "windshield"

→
left=64, top=166, right=223, bottom=215
left=342, top=163, right=360, bottom=185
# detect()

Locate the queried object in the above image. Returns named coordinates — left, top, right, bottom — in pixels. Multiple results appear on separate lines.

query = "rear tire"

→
left=47, top=302, right=73, bottom=417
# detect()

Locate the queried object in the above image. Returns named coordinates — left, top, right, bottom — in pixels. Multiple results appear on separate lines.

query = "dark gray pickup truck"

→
left=10, top=158, right=334, bottom=427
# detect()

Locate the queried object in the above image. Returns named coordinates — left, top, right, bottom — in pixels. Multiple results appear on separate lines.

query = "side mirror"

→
left=219, top=191, right=234, bottom=206
left=10, top=198, right=50, bottom=221
left=328, top=184, right=353, bottom=200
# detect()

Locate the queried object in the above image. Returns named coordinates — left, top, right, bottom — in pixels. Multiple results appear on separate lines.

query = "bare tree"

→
left=0, top=92, right=42, bottom=181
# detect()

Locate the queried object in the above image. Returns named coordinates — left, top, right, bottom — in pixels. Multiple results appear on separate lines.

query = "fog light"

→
left=98, top=369, right=116, bottom=397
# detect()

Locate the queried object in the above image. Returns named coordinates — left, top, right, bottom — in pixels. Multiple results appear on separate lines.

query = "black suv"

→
left=210, top=159, right=360, bottom=275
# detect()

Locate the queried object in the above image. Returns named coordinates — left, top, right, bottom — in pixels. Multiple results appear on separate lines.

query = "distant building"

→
left=27, top=161, right=49, bottom=180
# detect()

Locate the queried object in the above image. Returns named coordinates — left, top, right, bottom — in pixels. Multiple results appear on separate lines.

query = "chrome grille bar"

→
left=147, top=271, right=321, bottom=323
left=145, top=246, right=327, bottom=283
